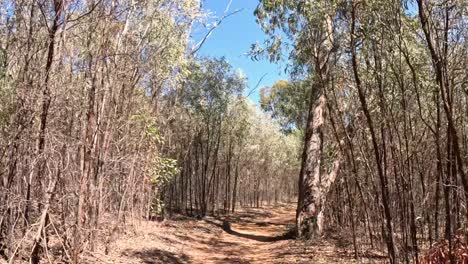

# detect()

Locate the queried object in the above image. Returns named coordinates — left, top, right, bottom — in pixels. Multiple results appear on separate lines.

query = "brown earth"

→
left=84, top=205, right=387, bottom=264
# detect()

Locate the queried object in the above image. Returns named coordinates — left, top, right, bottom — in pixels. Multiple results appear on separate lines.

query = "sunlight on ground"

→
left=84, top=205, right=387, bottom=264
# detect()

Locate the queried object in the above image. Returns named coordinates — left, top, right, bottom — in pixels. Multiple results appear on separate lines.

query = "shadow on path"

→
left=224, top=228, right=291, bottom=242
left=203, top=218, right=292, bottom=243
left=128, top=248, right=191, bottom=264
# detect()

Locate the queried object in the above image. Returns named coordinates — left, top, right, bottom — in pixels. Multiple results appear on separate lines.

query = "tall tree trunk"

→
left=296, top=92, right=326, bottom=239
left=296, top=11, right=337, bottom=239
left=350, top=2, right=397, bottom=262
left=231, top=157, right=240, bottom=213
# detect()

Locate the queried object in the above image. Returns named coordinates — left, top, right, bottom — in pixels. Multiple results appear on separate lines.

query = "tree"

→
left=260, top=79, right=311, bottom=132
left=255, top=0, right=342, bottom=239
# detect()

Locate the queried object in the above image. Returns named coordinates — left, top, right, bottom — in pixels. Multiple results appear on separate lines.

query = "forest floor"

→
left=85, top=204, right=388, bottom=264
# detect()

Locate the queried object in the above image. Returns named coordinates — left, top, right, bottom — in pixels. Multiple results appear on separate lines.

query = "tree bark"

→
left=296, top=92, right=326, bottom=239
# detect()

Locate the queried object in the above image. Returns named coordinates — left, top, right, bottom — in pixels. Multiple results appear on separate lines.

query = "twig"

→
left=191, top=4, right=244, bottom=55
left=246, top=73, right=268, bottom=98
left=48, top=214, right=73, bottom=263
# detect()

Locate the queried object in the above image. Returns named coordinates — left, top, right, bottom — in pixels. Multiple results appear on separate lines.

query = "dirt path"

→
left=187, top=206, right=294, bottom=263
left=93, top=205, right=386, bottom=264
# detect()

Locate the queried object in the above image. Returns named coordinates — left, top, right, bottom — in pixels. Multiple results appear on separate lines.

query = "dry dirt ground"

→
left=85, top=205, right=388, bottom=264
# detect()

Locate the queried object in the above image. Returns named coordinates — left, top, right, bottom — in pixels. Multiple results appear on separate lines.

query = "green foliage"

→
left=144, top=119, right=179, bottom=188
left=151, top=198, right=165, bottom=215
left=133, top=108, right=180, bottom=216
left=150, top=157, right=179, bottom=186
left=243, top=102, right=302, bottom=177
left=127, top=0, right=200, bottom=97
left=253, top=0, right=344, bottom=73
left=146, top=123, right=164, bottom=145
left=260, top=79, right=312, bottom=132
left=180, top=57, right=246, bottom=116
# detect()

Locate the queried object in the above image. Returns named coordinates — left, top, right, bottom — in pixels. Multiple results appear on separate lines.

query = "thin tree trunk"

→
left=350, top=2, right=397, bottom=262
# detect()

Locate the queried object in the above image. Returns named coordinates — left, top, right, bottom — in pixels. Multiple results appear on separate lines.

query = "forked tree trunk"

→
left=296, top=93, right=341, bottom=238
left=296, top=10, right=338, bottom=239
left=296, top=92, right=325, bottom=239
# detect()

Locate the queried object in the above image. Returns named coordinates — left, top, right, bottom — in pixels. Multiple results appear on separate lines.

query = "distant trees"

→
left=158, top=57, right=301, bottom=216
left=260, top=79, right=311, bottom=132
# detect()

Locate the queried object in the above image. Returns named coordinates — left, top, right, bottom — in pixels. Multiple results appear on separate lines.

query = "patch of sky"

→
left=192, top=0, right=289, bottom=105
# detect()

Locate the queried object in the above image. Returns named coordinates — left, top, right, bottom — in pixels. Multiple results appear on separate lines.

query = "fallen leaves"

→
left=420, top=232, right=468, bottom=264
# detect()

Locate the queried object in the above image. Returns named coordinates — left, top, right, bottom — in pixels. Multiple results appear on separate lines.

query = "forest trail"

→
left=186, top=206, right=294, bottom=263
left=91, top=204, right=386, bottom=264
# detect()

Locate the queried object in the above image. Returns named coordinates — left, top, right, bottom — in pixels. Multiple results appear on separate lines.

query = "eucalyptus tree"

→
left=176, top=57, right=245, bottom=215
left=238, top=105, right=301, bottom=208
left=260, top=79, right=312, bottom=132
left=255, top=0, right=345, bottom=239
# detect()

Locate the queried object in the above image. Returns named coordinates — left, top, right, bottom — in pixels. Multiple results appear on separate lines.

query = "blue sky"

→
left=193, top=0, right=287, bottom=104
